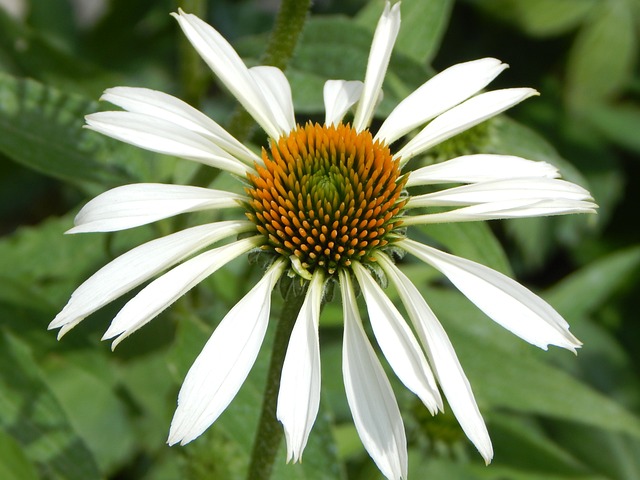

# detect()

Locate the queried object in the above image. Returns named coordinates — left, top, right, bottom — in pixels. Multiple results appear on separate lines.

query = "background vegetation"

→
left=0, top=0, right=639, bottom=479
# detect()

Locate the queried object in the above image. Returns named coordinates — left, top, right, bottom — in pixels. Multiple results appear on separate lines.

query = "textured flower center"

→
left=246, top=122, right=406, bottom=276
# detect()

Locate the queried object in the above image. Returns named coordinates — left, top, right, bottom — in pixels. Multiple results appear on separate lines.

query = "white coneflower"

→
left=49, top=3, right=596, bottom=479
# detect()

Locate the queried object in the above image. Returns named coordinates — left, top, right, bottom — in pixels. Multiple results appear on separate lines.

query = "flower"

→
left=49, top=3, right=596, bottom=479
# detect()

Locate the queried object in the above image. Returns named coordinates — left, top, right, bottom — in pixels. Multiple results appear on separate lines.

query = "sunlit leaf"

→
left=0, top=331, right=101, bottom=480
left=565, top=1, right=637, bottom=110
left=0, top=73, right=178, bottom=193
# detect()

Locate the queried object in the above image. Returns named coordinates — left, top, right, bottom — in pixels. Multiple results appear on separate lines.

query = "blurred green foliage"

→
left=0, top=0, right=638, bottom=479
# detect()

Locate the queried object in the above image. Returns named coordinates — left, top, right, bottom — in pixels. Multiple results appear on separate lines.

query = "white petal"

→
left=376, top=253, right=493, bottom=463
left=339, top=270, right=407, bottom=480
left=352, top=2, right=401, bottom=132
left=101, top=87, right=261, bottom=165
left=376, top=58, right=508, bottom=144
left=407, top=178, right=593, bottom=208
left=399, top=239, right=582, bottom=352
left=168, top=259, right=286, bottom=445
left=103, top=236, right=263, bottom=348
left=352, top=262, right=442, bottom=414
left=172, top=10, right=283, bottom=139
left=68, top=183, right=246, bottom=233
left=397, top=88, right=539, bottom=165
left=249, top=66, right=296, bottom=134
left=402, top=198, right=598, bottom=226
left=406, top=154, right=559, bottom=187
left=49, top=220, right=253, bottom=337
left=85, top=111, right=251, bottom=176
left=323, top=80, right=364, bottom=126
left=277, top=271, right=324, bottom=463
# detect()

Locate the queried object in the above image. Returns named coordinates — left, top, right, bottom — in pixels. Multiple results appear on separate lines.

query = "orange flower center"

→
left=246, top=122, right=406, bottom=276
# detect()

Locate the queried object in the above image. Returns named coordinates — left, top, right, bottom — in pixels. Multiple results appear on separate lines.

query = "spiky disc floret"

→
left=245, top=122, right=406, bottom=276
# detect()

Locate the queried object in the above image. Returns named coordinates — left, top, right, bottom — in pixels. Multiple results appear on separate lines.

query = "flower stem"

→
left=246, top=290, right=306, bottom=480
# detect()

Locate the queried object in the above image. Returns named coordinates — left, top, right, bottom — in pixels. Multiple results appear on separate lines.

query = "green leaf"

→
left=41, top=350, right=136, bottom=474
left=543, top=245, right=640, bottom=322
left=0, top=429, right=39, bottom=480
left=488, top=414, right=590, bottom=476
left=0, top=7, right=114, bottom=96
left=471, top=0, right=597, bottom=37
left=586, top=104, right=640, bottom=154
left=546, top=423, right=640, bottom=480
left=0, top=331, right=101, bottom=480
left=429, top=289, right=640, bottom=438
left=0, top=72, right=178, bottom=193
left=565, top=1, right=637, bottom=110
left=356, top=0, right=453, bottom=64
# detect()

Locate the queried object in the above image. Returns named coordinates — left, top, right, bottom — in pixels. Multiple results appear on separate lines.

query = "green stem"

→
left=246, top=291, right=306, bottom=480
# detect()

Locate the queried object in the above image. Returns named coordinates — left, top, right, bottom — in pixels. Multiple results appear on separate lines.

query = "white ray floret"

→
left=403, top=198, right=598, bottom=225
left=172, top=9, right=291, bottom=139
left=352, top=2, right=400, bottom=132
left=249, top=66, right=296, bottom=135
left=277, top=271, right=325, bottom=463
left=407, top=178, right=593, bottom=208
left=68, top=183, right=245, bottom=233
left=376, top=58, right=508, bottom=144
left=340, top=270, right=407, bottom=480
left=101, top=86, right=261, bottom=165
left=397, top=88, right=539, bottom=165
left=168, top=260, right=286, bottom=446
left=352, top=262, right=442, bottom=414
left=324, top=80, right=364, bottom=126
left=103, top=236, right=264, bottom=348
left=406, top=154, right=560, bottom=187
left=85, top=111, right=252, bottom=177
left=49, top=220, right=254, bottom=337
left=400, top=239, right=582, bottom=352
left=376, top=252, right=493, bottom=463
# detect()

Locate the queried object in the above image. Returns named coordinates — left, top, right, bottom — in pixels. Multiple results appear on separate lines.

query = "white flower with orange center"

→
left=49, top=3, right=596, bottom=479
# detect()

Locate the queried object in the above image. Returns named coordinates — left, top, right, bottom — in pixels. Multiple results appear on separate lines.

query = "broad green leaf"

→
left=429, top=289, right=640, bottom=438
left=487, top=414, right=590, bottom=476
left=511, top=0, right=597, bottom=37
left=0, top=331, right=101, bottom=480
left=0, top=429, right=39, bottom=480
left=565, top=1, right=637, bottom=110
left=0, top=72, right=178, bottom=193
left=587, top=104, right=640, bottom=154
left=470, top=0, right=597, bottom=37
left=0, top=7, right=113, bottom=96
left=544, top=245, right=640, bottom=322
left=41, top=350, right=136, bottom=473
left=546, top=423, right=640, bottom=480
left=356, top=0, right=453, bottom=64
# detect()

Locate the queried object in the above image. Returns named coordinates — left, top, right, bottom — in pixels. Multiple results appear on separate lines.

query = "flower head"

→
left=49, top=3, right=596, bottom=479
